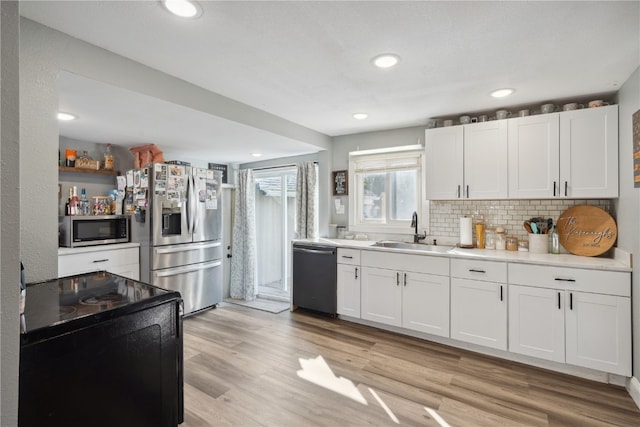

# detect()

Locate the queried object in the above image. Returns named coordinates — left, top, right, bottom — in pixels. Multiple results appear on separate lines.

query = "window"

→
left=348, top=145, right=425, bottom=234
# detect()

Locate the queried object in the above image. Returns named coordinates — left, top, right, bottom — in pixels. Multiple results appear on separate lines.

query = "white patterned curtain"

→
left=295, top=161, right=318, bottom=239
left=230, top=169, right=258, bottom=300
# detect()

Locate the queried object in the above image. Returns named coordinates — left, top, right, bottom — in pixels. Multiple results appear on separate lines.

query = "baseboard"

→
left=628, top=376, right=640, bottom=409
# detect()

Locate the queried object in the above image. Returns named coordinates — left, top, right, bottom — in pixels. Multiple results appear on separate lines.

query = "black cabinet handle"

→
left=404, top=273, right=407, bottom=286
left=468, top=269, right=486, bottom=274
left=554, top=277, right=576, bottom=282
left=553, top=181, right=557, bottom=197
left=557, top=292, right=561, bottom=309
left=396, top=272, right=400, bottom=286
left=355, top=268, right=358, bottom=280
left=342, top=255, right=353, bottom=259
left=466, top=185, right=470, bottom=198
left=500, top=285, right=503, bottom=301
left=457, top=185, right=461, bottom=198
left=565, top=181, right=568, bottom=197
left=570, top=293, right=573, bottom=310
left=92, top=259, right=109, bottom=263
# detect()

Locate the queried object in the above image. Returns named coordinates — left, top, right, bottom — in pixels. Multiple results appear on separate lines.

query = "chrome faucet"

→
left=410, top=211, right=427, bottom=243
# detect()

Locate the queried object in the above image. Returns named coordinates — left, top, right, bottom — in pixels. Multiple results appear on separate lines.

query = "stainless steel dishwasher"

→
left=292, top=242, right=337, bottom=315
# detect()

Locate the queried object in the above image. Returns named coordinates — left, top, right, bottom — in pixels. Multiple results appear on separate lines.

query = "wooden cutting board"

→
left=557, top=205, right=617, bottom=256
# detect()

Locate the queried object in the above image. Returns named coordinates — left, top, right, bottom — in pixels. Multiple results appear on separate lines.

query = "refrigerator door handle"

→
left=186, top=173, right=195, bottom=234
left=192, top=175, right=199, bottom=235
left=154, top=241, right=221, bottom=254
left=155, top=260, right=222, bottom=278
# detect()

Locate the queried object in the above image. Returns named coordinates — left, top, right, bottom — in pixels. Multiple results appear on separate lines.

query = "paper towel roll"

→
left=460, top=217, right=473, bottom=246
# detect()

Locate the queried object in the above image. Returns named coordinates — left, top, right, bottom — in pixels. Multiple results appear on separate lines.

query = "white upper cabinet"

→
left=463, top=120, right=508, bottom=199
left=425, top=126, right=464, bottom=200
left=560, top=105, right=618, bottom=198
left=431, top=105, right=618, bottom=200
left=426, top=120, right=508, bottom=200
left=508, top=113, right=560, bottom=198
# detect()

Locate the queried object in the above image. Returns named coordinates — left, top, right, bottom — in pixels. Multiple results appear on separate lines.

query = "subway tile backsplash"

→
left=429, top=199, right=612, bottom=241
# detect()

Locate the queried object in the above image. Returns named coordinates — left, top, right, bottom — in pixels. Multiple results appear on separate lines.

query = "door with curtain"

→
left=254, top=167, right=296, bottom=300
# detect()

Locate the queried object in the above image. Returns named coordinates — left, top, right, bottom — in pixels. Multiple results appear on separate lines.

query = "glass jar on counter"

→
left=518, top=240, right=529, bottom=252
left=495, top=226, right=506, bottom=250
left=506, top=236, right=519, bottom=251
left=484, top=227, right=496, bottom=250
left=473, top=215, right=485, bottom=249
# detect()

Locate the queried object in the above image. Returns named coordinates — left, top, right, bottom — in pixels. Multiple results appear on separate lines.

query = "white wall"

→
left=612, top=66, right=640, bottom=382
left=1, top=3, right=20, bottom=425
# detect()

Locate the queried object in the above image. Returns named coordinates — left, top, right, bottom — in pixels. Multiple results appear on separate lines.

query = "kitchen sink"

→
left=372, top=241, right=453, bottom=253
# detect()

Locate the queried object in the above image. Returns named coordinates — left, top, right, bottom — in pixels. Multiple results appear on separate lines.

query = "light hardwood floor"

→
left=182, top=303, right=640, bottom=426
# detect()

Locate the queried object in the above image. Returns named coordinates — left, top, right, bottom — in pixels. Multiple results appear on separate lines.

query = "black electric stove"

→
left=19, top=271, right=184, bottom=427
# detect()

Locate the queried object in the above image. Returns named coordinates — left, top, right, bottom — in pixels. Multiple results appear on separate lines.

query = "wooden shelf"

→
left=58, top=166, right=119, bottom=176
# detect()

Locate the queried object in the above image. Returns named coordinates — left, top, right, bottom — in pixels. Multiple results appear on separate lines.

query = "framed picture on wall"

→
left=332, top=170, right=348, bottom=196
left=634, top=109, right=640, bottom=187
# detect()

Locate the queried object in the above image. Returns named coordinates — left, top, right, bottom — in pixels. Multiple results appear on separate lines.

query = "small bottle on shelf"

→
left=69, top=186, right=79, bottom=216
left=80, top=188, right=90, bottom=216
left=64, top=187, right=72, bottom=216
left=103, top=144, right=114, bottom=170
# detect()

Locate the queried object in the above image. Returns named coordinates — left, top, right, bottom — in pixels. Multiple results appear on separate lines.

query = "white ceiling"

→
left=20, top=1, right=640, bottom=164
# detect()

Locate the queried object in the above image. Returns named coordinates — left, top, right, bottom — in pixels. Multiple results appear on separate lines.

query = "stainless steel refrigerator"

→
left=129, top=163, right=223, bottom=315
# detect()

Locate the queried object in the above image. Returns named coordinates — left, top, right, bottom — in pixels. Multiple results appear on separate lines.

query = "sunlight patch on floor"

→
left=296, top=355, right=368, bottom=405
left=425, top=407, right=451, bottom=427
left=368, top=387, right=399, bottom=424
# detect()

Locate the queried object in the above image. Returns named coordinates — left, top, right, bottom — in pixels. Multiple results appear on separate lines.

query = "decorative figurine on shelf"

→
left=129, top=143, right=163, bottom=168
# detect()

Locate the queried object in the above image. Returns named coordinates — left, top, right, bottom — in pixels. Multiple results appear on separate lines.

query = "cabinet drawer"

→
left=59, top=247, right=139, bottom=277
left=361, top=250, right=449, bottom=276
left=451, top=258, right=506, bottom=283
left=508, top=263, right=629, bottom=297
left=337, top=248, right=361, bottom=266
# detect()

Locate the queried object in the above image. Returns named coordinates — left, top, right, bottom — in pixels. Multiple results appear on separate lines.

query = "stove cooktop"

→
left=21, top=271, right=178, bottom=335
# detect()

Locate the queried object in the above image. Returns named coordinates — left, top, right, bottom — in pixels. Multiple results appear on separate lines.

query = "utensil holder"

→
left=528, top=233, right=548, bottom=254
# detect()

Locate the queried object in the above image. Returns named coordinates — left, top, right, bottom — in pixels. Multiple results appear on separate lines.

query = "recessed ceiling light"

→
left=353, top=113, right=368, bottom=120
left=57, top=112, right=77, bottom=121
left=490, top=88, right=515, bottom=98
left=162, top=0, right=202, bottom=18
left=251, top=153, right=263, bottom=158
left=372, top=54, right=400, bottom=69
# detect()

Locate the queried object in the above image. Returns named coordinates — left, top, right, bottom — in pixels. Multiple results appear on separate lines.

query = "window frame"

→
left=347, top=145, right=428, bottom=236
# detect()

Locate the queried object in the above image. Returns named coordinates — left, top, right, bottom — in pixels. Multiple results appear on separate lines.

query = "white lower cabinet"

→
left=361, top=266, right=403, bottom=326
left=565, top=291, right=630, bottom=375
left=450, top=259, right=507, bottom=350
left=337, top=246, right=632, bottom=378
left=508, top=285, right=565, bottom=363
left=337, top=248, right=361, bottom=318
left=360, top=250, right=449, bottom=336
left=58, top=245, right=140, bottom=281
left=109, top=263, right=141, bottom=281
left=402, top=271, right=449, bottom=336
left=508, top=263, right=631, bottom=376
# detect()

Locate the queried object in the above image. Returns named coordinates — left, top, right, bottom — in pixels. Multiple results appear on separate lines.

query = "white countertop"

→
left=58, top=242, right=140, bottom=255
left=299, top=238, right=631, bottom=272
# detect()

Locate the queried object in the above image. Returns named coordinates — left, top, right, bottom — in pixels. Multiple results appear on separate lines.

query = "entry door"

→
left=254, top=167, right=296, bottom=297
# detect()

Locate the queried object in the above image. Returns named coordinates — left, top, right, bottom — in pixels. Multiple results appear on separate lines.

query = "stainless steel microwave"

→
left=59, top=215, right=130, bottom=248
